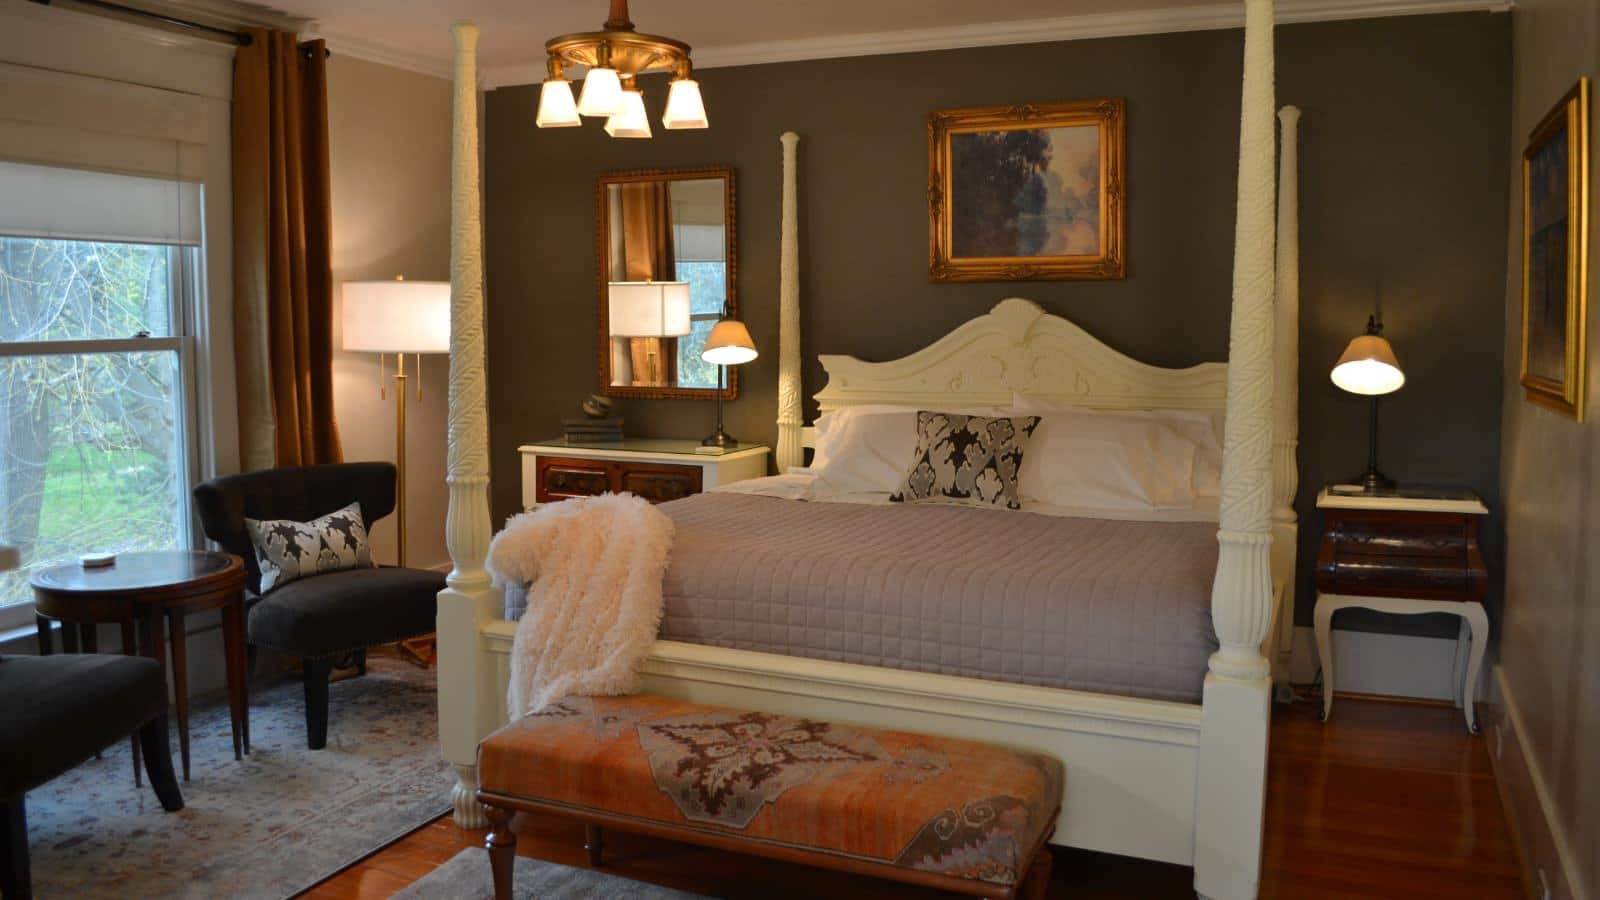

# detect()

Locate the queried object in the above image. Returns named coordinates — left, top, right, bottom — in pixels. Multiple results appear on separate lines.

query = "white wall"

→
left=327, top=55, right=454, bottom=571
left=1493, top=1, right=1600, bottom=897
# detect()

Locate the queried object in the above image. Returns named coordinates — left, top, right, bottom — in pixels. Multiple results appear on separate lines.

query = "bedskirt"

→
left=504, top=493, right=1219, bottom=703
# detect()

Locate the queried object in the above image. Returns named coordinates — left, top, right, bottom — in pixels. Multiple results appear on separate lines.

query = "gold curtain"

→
left=232, top=29, right=341, bottom=469
left=620, top=182, right=675, bottom=281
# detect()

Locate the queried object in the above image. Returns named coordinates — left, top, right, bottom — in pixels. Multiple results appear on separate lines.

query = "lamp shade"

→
left=341, top=280, right=451, bottom=353
left=535, top=78, right=580, bottom=127
left=604, top=89, right=652, bottom=139
left=701, top=319, right=758, bottom=365
left=576, top=67, right=623, bottom=117
left=662, top=79, right=708, bottom=129
left=608, top=282, right=692, bottom=337
left=1331, top=334, right=1405, bottom=395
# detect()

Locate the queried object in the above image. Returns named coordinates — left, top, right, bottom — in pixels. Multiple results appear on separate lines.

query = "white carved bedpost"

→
left=437, top=20, right=499, bottom=831
left=1195, top=0, right=1276, bottom=897
left=1271, top=105, right=1301, bottom=698
left=775, top=131, right=804, bottom=472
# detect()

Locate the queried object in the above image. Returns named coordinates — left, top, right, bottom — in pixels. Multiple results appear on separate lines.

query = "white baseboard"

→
left=1488, top=666, right=1588, bottom=900
left=1289, top=625, right=1466, bottom=701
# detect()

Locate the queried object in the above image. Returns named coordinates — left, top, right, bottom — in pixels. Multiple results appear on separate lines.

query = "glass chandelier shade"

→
left=662, top=78, right=708, bottom=129
left=604, top=87, right=652, bottom=138
left=535, top=77, right=581, bottom=127
left=576, top=66, right=624, bottom=118
left=537, top=0, right=704, bottom=138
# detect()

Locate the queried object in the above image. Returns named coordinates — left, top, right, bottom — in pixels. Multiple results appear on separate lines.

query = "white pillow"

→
left=810, top=403, right=1007, bottom=495
left=1013, top=394, right=1225, bottom=498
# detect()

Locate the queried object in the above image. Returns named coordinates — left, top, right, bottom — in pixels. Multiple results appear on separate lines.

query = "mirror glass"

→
left=598, top=168, right=735, bottom=399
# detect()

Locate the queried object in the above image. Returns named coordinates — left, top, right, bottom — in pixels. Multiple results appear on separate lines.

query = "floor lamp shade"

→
left=608, top=282, right=692, bottom=337
left=342, top=280, right=452, bottom=352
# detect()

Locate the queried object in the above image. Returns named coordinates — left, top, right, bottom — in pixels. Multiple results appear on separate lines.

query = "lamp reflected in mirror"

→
left=608, top=281, right=690, bottom=387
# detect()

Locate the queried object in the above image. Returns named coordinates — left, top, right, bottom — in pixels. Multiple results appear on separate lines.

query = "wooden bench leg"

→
left=485, top=804, right=517, bottom=900
left=1017, top=844, right=1053, bottom=900
left=585, top=824, right=604, bottom=867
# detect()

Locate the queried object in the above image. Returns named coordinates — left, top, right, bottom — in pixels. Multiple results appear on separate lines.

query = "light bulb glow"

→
left=662, top=79, right=708, bottom=129
left=604, top=90, right=652, bottom=139
left=1331, top=359, right=1405, bottom=395
left=576, top=67, right=623, bottom=117
left=535, top=79, right=580, bottom=127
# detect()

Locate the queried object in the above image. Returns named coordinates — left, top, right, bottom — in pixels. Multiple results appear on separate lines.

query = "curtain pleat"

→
left=233, top=29, right=341, bottom=470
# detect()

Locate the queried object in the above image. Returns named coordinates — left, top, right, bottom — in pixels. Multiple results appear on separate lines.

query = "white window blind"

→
left=0, top=160, right=201, bottom=246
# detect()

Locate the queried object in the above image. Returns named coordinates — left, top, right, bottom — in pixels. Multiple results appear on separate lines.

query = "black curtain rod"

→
left=29, top=0, right=335, bottom=55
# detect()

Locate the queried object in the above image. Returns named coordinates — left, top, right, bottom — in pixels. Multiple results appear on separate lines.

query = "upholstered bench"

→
left=476, top=695, right=1062, bottom=899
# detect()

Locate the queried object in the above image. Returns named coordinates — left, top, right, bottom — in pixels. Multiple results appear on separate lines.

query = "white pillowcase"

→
left=810, top=403, right=1007, bottom=495
left=1010, top=394, right=1223, bottom=510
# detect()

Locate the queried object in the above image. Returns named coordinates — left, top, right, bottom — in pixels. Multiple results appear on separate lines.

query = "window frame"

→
left=0, top=243, right=202, bottom=630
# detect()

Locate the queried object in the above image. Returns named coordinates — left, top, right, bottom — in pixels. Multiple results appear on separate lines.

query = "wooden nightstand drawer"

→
left=1315, top=506, right=1486, bottom=602
left=519, top=440, right=770, bottom=512
left=619, top=464, right=701, bottom=503
left=537, top=457, right=611, bottom=502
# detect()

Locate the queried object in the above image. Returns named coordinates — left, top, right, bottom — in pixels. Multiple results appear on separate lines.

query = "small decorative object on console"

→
left=1330, top=313, right=1405, bottom=492
left=1314, top=485, right=1489, bottom=732
left=580, top=392, right=613, bottom=419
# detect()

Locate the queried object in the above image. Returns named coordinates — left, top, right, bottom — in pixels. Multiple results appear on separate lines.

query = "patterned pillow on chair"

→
left=245, top=501, right=373, bottom=592
left=891, top=411, right=1040, bottom=510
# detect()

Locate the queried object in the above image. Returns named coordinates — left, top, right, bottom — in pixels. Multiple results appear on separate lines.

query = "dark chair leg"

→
left=1, top=796, right=30, bottom=900
left=485, top=804, right=517, bottom=900
left=302, top=657, right=334, bottom=750
left=137, top=715, right=184, bottom=813
left=584, top=824, right=604, bottom=867
left=354, top=649, right=367, bottom=676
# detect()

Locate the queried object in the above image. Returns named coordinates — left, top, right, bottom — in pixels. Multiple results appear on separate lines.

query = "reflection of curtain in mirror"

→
left=619, top=182, right=677, bottom=386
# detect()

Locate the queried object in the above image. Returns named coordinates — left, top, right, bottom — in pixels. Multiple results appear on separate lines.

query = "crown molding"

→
left=302, top=29, right=454, bottom=80
left=482, top=0, right=1511, bottom=89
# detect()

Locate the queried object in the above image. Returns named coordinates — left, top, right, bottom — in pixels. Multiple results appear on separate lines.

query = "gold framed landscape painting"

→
left=928, top=99, right=1126, bottom=282
left=1521, top=76, right=1590, bottom=421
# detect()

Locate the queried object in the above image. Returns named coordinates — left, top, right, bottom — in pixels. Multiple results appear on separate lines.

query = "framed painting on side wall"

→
left=1520, top=76, right=1590, bottom=421
left=928, top=99, right=1126, bottom=282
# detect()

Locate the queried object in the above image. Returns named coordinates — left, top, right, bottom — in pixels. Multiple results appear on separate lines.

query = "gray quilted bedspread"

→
left=655, top=493, right=1219, bottom=703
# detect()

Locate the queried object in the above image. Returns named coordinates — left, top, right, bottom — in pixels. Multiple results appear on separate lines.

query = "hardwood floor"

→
left=301, top=698, right=1523, bottom=899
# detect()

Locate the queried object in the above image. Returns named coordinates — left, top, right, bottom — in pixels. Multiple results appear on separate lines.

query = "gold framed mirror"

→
left=597, top=166, right=736, bottom=400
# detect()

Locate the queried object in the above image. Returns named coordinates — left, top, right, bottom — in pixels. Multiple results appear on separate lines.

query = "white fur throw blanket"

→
left=485, top=493, right=674, bottom=719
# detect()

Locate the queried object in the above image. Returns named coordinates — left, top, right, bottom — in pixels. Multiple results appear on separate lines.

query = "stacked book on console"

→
left=563, top=418, right=624, bottom=444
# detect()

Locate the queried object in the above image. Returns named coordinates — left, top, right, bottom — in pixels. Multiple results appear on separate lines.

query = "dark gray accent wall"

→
left=484, top=12, right=1511, bottom=630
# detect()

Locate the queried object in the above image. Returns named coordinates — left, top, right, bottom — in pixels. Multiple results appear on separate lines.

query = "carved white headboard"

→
left=807, top=298, right=1227, bottom=440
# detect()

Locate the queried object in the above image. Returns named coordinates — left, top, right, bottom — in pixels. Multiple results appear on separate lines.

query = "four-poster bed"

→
left=436, top=1, right=1297, bottom=895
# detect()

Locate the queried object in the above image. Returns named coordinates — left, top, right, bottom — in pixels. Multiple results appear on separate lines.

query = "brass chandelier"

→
left=535, top=0, right=708, bottom=138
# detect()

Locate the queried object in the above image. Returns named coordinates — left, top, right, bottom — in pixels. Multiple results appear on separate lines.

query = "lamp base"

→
left=1352, top=467, right=1396, bottom=493
left=701, top=429, right=738, bottom=448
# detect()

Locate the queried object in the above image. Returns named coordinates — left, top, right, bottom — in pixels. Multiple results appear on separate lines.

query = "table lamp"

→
left=1330, top=314, right=1405, bottom=492
left=341, top=277, right=450, bottom=567
left=608, top=281, right=691, bottom=387
left=700, top=317, right=757, bottom=448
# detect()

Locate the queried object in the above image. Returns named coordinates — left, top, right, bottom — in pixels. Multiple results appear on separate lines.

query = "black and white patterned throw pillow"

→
left=245, top=501, right=373, bottom=592
left=890, top=411, right=1041, bottom=510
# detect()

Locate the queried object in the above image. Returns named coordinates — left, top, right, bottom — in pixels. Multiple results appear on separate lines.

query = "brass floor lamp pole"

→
left=393, top=351, right=409, bottom=568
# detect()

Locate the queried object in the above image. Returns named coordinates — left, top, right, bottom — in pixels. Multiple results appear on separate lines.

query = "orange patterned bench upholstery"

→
left=476, top=695, right=1063, bottom=899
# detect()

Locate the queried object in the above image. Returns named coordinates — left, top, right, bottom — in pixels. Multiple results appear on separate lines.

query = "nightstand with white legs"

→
left=1313, top=486, right=1490, bottom=733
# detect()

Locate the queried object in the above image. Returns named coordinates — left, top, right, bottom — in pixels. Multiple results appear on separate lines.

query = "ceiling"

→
left=242, top=0, right=1506, bottom=86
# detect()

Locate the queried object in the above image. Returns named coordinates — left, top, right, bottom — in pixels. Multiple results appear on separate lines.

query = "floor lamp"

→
left=341, top=277, right=450, bottom=566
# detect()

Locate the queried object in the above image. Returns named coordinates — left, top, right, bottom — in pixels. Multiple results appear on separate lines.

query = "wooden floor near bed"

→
left=302, top=699, right=1523, bottom=899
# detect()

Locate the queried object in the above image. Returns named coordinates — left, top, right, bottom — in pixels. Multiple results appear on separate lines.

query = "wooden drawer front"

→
left=537, top=457, right=612, bottom=502
left=619, top=464, right=700, bottom=503
left=1316, top=509, right=1486, bottom=601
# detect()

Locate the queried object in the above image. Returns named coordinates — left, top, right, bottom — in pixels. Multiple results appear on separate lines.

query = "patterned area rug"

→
left=24, top=656, right=451, bottom=899
left=395, top=847, right=713, bottom=899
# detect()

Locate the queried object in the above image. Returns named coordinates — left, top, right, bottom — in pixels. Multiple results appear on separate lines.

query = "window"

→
left=0, top=163, right=201, bottom=630
left=675, top=260, right=726, bottom=390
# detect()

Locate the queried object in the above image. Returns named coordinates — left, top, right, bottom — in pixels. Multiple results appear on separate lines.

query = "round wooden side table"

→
left=31, top=551, right=250, bottom=782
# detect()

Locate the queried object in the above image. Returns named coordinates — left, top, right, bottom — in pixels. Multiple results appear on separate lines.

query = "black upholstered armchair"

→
left=1, top=653, right=182, bottom=899
left=193, top=462, right=444, bottom=750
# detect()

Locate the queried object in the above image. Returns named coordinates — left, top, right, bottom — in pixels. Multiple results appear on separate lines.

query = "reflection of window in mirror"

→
left=602, top=171, right=732, bottom=397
